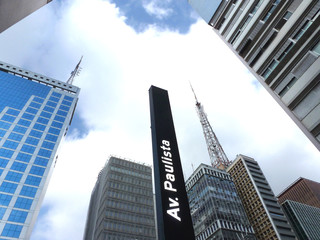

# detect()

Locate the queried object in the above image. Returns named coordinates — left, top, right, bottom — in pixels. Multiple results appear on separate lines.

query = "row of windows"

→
left=0, top=118, right=62, bottom=138
left=0, top=159, right=45, bottom=176
left=106, top=209, right=155, bottom=226
left=108, top=180, right=152, bottom=198
left=3, top=137, right=55, bottom=150
left=110, top=158, right=151, bottom=173
left=0, top=193, right=33, bottom=210
left=107, top=190, right=153, bottom=206
left=108, top=173, right=152, bottom=189
left=104, top=220, right=155, bottom=237
left=0, top=145, right=52, bottom=161
left=110, top=167, right=151, bottom=180
left=0, top=153, right=48, bottom=167
left=106, top=200, right=154, bottom=216
left=262, top=8, right=320, bottom=80
left=0, top=168, right=43, bottom=187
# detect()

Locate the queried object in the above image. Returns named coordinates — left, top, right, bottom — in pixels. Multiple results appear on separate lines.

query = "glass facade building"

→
left=227, top=155, right=296, bottom=240
left=188, top=0, right=320, bottom=152
left=185, top=163, right=256, bottom=240
left=83, top=156, right=156, bottom=240
left=0, top=61, right=80, bottom=239
left=281, top=200, right=320, bottom=240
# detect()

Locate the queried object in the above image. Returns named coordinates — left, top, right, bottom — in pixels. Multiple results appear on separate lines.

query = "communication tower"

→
left=191, top=85, right=231, bottom=170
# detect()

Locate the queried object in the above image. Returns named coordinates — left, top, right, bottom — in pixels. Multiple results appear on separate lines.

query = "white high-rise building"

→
left=189, top=0, right=320, bottom=151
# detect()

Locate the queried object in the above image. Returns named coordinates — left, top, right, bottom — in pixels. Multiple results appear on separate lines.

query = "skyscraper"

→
left=83, top=156, right=156, bottom=240
left=281, top=200, right=320, bottom=240
left=188, top=0, right=320, bottom=151
left=0, top=60, right=79, bottom=239
left=277, top=177, right=320, bottom=208
left=186, top=163, right=256, bottom=240
left=0, top=0, right=52, bottom=33
left=227, top=154, right=296, bottom=240
left=187, top=89, right=255, bottom=239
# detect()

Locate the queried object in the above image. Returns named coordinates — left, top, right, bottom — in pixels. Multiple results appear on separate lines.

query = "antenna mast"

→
left=190, top=84, right=231, bottom=170
left=67, top=56, right=83, bottom=85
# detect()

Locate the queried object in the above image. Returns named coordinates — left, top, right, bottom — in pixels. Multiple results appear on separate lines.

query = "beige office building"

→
left=227, top=155, right=296, bottom=240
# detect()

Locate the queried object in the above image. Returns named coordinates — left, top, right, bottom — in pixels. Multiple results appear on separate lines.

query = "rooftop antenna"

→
left=190, top=83, right=231, bottom=170
left=67, top=56, right=83, bottom=85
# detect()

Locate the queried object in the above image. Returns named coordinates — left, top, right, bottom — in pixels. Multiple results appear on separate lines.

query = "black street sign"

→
left=149, top=86, right=195, bottom=240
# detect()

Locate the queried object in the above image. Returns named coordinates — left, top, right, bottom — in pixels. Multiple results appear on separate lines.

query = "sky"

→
left=0, top=0, right=320, bottom=239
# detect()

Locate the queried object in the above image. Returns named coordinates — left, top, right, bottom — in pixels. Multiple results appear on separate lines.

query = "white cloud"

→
left=0, top=0, right=320, bottom=239
left=143, top=0, right=173, bottom=19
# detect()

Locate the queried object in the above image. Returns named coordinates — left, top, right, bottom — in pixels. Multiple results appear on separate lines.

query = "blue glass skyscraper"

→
left=0, top=61, right=80, bottom=239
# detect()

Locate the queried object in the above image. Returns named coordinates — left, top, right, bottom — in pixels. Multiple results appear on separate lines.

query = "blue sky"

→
left=110, top=0, right=196, bottom=33
left=0, top=0, right=320, bottom=239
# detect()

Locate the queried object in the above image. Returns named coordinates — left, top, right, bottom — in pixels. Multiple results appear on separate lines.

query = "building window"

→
left=278, top=42, right=294, bottom=62
left=13, top=126, right=27, bottom=134
left=3, top=140, right=19, bottom=150
left=311, top=40, right=320, bottom=56
left=274, top=11, right=292, bottom=31
left=293, top=20, right=312, bottom=41
left=279, top=77, right=297, bottom=97
left=29, top=166, right=45, bottom=176
left=1, top=223, right=23, bottom=238
left=8, top=133, right=23, bottom=141
left=16, top=153, right=31, bottom=163
left=34, top=157, right=49, bottom=167
left=25, top=137, right=40, bottom=146
left=262, top=60, right=279, bottom=78
left=11, top=162, right=27, bottom=172
left=261, top=0, right=280, bottom=22
left=14, top=197, right=33, bottom=210
left=0, top=182, right=18, bottom=194
left=0, top=121, right=11, bottom=130
left=8, top=210, right=28, bottom=223
left=0, top=193, right=12, bottom=206
left=29, top=130, right=43, bottom=138
left=20, top=186, right=37, bottom=198
left=25, top=175, right=41, bottom=186
left=231, top=0, right=263, bottom=45
left=5, top=171, right=23, bottom=183
left=0, top=149, right=14, bottom=159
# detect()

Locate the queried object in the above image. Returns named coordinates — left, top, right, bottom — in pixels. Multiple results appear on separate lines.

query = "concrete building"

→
left=0, top=60, right=80, bottom=239
left=281, top=200, right=320, bottom=240
left=0, top=0, right=52, bottom=33
left=227, top=155, right=296, bottom=240
left=186, top=163, right=256, bottom=240
left=188, top=0, right=320, bottom=151
left=83, top=156, right=156, bottom=240
left=277, top=177, right=320, bottom=208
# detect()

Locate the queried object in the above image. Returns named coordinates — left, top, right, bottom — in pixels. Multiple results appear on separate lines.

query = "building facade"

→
left=186, top=163, right=256, bottom=240
left=277, top=177, right=320, bottom=208
left=281, top=200, right=320, bottom=240
left=0, top=61, right=80, bottom=239
left=188, top=0, right=320, bottom=151
left=227, top=155, right=296, bottom=240
left=83, top=156, right=156, bottom=240
left=0, top=0, right=52, bottom=33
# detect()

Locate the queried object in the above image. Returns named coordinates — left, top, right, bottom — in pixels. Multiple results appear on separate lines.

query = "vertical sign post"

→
left=149, top=86, right=195, bottom=240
